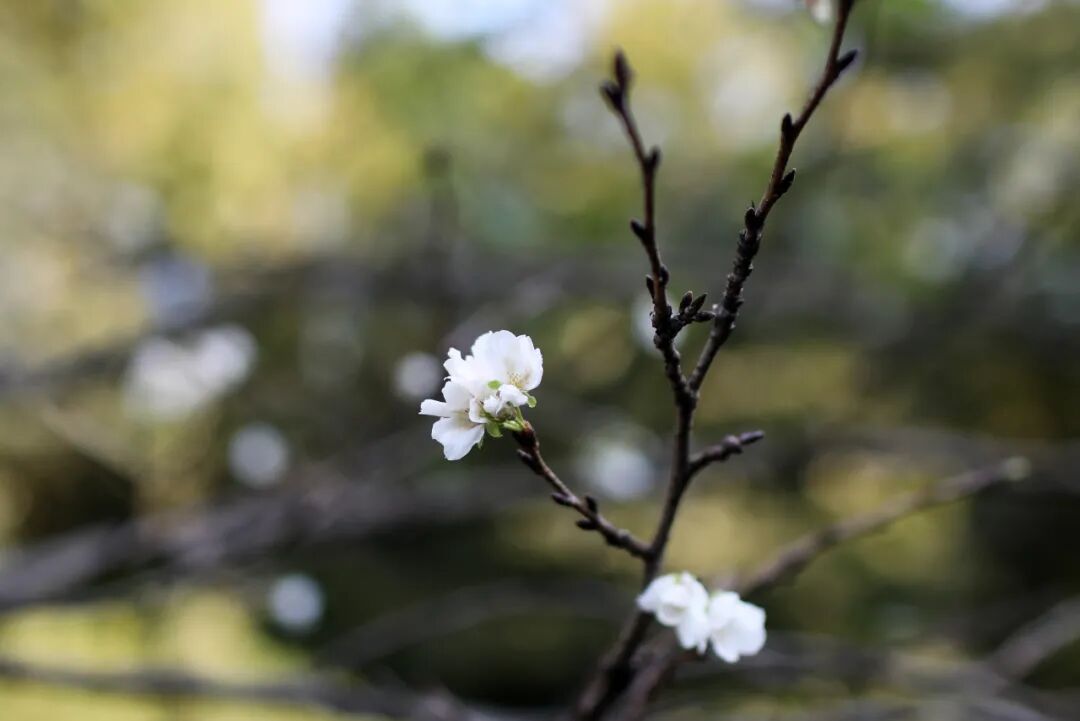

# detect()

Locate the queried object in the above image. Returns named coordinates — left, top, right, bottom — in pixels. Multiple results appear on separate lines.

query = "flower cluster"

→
left=637, top=572, right=766, bottom=662
left=420, top=331, right=543, bottom=460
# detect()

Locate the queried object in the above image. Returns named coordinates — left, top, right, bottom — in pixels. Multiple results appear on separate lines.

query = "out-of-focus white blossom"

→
left=393, top=351, right=443, bottom=401
left=805, top=0, right=834, bottom=24
left=267, top=573, right=324, bottom=634
left=639, top=573, right=767, bottom=661
left=706, top=591, right=767, bottom=663
left=125, top=325, right=256, bottom=420
left=577, top=428, right=655, bottom=501
left=229, top=422, right=290, bottom=488
left=420, top=331, right=543, bottom=460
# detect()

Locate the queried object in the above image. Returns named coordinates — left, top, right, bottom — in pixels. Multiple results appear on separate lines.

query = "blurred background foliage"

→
left=0, top=0, right=1077, bottom=718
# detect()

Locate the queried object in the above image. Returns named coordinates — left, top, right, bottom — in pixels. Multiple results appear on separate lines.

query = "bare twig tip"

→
left=613, top=49, right=633, bottom=89
left=679, top=291, right=693, bottom=313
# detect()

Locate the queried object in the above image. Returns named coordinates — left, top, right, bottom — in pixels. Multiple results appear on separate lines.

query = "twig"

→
left=0, top=475, right=531, bottom=614
left=686, top=430, right=766, bottom=480
left=318, top=579, right=624, bottom=669
left=688, top=0, right=859, bottom=392
left=988, top=594, right=1080, bottom=680
left=512, top=425, right=652, bottom=560
left=684, top=631, right=1079, bottom=720
left=737, top=459, right=1029, bottom=596
left=601, top=51, right=698, bottom=407
left=0, top=655, right=516, bottom=721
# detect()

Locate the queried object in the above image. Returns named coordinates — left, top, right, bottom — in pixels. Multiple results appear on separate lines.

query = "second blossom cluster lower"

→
left=637, top=572, right=766, bottom=662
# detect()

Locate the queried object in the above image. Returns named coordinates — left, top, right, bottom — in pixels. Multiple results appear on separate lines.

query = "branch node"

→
left=780, top=112, right=795, bottom=138
left=600, top=81, right=623, bottom=112
left=835, top=48, right=859, bottom=76
left=646, top=147, right=661, bottom=173
left=744, top=204, right=761, bottom=231
left=551, top=493, right=575, bottom=508
left=778, top=168, right=797, bottom=196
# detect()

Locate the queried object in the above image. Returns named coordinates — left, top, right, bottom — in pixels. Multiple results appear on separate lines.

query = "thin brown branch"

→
left=0, top=475, right=531, bottom=614
left=0, top=655, right=515, bottom=721
left=686, top=430, right=766, bottom=481
left=737, top=459, right=1029, bottom=597
left=601, top=51, right=695, bottom=407
left=689, top=0, right=859, bottom=392
left=512, top=425, right=652, bottom=560
left=319, top=579, right=624, bottom=669
left=988, top=594, right=1080, bottom=680
left=572, top=611, right=654, bottom=720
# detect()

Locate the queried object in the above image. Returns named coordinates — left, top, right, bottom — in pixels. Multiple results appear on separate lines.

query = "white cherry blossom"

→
left=421, top=331, right=544, bottom=459
left=637, top=572, right=711, bottom=653
left=638, top=573, right=768, bottom=660
left=706, top=591, right=767, bottom=663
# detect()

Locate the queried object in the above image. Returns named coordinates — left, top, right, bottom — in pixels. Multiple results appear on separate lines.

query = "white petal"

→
left=641, top=572, right=708, bottom=628
left=676, top=605, right=711, bottom=653
left=497, top=384, right=528, bottom=407
left=730, top=601, right=767, bottom=655
left=635, top=574, right=669, bottom=613
left=707, top=591, right=741, bottom=626
left=468, top=398, right=488, bottom=425
left=637, top=574, right=679, bottom=614
left=431, top=416, right=484, bottom=461
left=656, top=600, right=687, bottom=627
left=482, top=395, right=503, bottom=416
left=711, top=627, right=742, bottom=663
left=732, top=619, right=766, bottom=656
left=443, top=348, right=469, bottom=379
left=471, top=330, right=518, bottom=362
left=682, top=574, right=709, bottom=607
left=419, top=399, right=449, bottom=417
left=733, top=600, right=766, bottom=628
left=517, top=335, right=543, bottom=390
